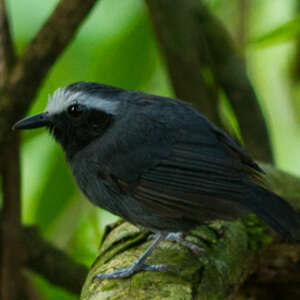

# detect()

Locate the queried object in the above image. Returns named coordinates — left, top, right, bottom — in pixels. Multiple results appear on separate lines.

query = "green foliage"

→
left=251, top=16, right=300, bottom=48
left=219, top=91, right=243, bottom=143
left=242, top=214, right=273, bottom=250
left=7, top=0, right=300, bottom=298
left=29, top=272, right=77, bottom=300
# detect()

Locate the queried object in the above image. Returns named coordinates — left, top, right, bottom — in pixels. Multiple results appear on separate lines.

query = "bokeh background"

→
left=3, top=0, right=300, bottom=298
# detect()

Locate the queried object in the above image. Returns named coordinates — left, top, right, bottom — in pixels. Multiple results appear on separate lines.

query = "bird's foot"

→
left=93, top=263, right=169, bottom=281
left=165, top=232, right=204, bottom=255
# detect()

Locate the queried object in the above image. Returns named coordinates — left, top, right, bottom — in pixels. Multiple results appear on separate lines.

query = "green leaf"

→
left=32, top=148, right=77, bottom=233
left=250, top=16, right=300, bottom=48
left=29, top=271, right=77, bottom=300
left=86, top=11, right=159, bottom=90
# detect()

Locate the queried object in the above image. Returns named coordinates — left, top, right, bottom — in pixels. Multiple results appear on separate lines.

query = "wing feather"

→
left=126, top=139, right=253, bottom=222
left=107, top=107, right=263, bottom=223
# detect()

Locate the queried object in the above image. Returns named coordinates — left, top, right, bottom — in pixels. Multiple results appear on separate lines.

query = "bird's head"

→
left=13, top=82, right=122, bottom=158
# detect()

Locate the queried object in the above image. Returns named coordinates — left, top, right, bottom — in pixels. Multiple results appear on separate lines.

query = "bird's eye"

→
left=68, top=104, right=83, bottom=118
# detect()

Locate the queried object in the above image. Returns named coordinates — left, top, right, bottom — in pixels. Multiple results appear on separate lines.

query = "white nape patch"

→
left=45, top=87, right=120, bottom=115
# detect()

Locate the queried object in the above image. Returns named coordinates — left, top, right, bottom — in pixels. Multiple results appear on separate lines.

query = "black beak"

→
left=12, top=112, right=52, bottom=130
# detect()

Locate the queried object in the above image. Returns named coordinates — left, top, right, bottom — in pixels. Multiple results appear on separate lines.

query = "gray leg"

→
left=165, top=232, right=204, bottom=255
left=93, top=232, right=169, bottom=281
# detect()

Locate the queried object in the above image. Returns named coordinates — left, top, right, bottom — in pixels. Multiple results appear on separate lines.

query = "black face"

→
left=13, top=103, right=112, bottom=159
left=13, top=82, right=126, bottom=158
left=50, top=104, right=112, bottom=159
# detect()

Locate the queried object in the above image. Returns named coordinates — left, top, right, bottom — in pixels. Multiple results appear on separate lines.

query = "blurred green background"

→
left=4, top=0, right=300, bottom=298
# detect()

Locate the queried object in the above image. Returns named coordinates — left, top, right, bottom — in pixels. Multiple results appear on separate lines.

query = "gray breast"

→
left=69, top=145, right=196, bottom=232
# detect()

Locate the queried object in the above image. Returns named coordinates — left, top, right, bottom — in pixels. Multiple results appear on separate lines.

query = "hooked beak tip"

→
left=12, top=112, right=51, bottom=130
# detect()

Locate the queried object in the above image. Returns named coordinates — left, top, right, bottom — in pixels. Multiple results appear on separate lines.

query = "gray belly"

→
left=70, top=156, right=196, bottom=232
left=73, top=168, right=194, bottom=232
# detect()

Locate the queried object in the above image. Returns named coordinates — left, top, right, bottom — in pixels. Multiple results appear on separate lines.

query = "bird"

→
left=13, top=81, right=300, bottom=280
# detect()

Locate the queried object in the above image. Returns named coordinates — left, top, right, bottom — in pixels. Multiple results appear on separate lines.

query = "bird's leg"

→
left=165, top=232, right=204, bottom=255
left=93, top=232, right=169, bottom=281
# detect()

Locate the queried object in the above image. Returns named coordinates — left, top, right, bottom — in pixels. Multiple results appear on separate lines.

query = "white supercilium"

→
left=45, top=87, right=120, bottom=115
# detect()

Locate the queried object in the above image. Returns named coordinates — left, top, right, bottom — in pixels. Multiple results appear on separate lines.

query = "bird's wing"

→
left=117, top=124, right=263, bottom=222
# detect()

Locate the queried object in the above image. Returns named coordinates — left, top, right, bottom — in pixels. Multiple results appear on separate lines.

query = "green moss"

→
left=100, top=281, right=119, bottom=292
left=81, top=220, right=253, bottom=300
left=242, top=214, right=272, bottom=250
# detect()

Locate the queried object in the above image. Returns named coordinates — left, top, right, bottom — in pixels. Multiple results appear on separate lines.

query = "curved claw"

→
left=92, top=263, right=172, bottom=282
left=92, top=232, right=181, bottom=282
left=92, top=267, right=135, bottom=281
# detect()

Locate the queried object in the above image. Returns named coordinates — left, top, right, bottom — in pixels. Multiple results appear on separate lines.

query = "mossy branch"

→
left=81, top=164, right=300, bottom=300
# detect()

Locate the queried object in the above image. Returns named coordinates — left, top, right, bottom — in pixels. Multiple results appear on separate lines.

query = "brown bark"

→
left=238, top=0, right=248, bottom=47
left=0, top=1, right=23, bottom=299
left=146, top=0, right=221, bottom=127
left=0, top=223, right=89, bottom=295
left=1, top=135, right=27, bottom=300
left=240, top=243, right=300, bottom=300
left=23, top=227, right=89, bottom=295
left=0, top=0, right=15, bottom=86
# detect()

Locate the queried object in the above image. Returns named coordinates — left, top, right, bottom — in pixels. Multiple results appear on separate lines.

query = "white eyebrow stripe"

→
left=45, top=88, right=120, bottom=115
left=86, top=97, right=120, bottom=114
left=45, top=88, right=81, bottom=115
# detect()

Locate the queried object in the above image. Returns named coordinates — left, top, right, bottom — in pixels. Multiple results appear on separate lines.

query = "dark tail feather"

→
left=245, top=181, right=300, bottom=241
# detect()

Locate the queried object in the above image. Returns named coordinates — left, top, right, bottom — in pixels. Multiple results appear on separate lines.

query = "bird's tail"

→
left=245, top=181, right=300, bottom=241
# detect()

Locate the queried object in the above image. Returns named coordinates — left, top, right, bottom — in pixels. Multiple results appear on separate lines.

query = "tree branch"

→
left=200, top=9, right=272, bottom=162
left=80, top=164, right=300, bottom=299
left=145, top=0, right=222, bottom=127
left=146, top=0, right=273, bottom=162
left=238, top=0, right=248, bottom=47
left=0, top=135, right=27, bottom=300
left=0, top=223, right=89, bottom=295
left=0, top=0, right=15, bottom=86
left=0, top=2, right=23, bottom=299
left=240, top=243, right=300, bottom=300
left=23, top=227, right=89, bottom=295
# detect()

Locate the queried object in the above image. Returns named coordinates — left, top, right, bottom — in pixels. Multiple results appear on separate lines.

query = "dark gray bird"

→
left=13, top=82, right=300, bottom=280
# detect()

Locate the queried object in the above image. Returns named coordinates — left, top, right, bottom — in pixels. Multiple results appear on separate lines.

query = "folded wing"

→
left=125, top=127, right=263, bottom=223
